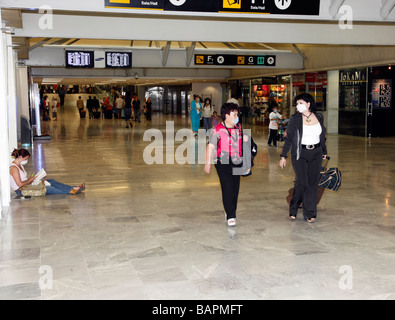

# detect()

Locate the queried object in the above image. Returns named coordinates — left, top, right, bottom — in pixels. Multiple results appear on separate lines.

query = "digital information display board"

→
left=105, top=0, right=320, bottom=16
left=195, top=54, right=276, bottom=67
left=65, top=51, right=132, bottom=68
left=66, top=50, right=94, bottom=68
left=106, top=52, right=132, bottom=68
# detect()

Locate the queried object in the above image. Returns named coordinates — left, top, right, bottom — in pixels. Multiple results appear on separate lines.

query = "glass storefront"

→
left=250, top=76, right=291, bottom=126
left=338, top=68, right=368, bottom=137
left=292, top=72, right=327, bottom=112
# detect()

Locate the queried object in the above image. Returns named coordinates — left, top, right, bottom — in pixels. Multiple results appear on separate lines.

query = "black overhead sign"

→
left=195, top=54, right=276, bottom=67
left=106, top=52, right=132, bottom=68
left=66, top=50, right=94, bottom=68
left=105, top=0, right=321, bottom=15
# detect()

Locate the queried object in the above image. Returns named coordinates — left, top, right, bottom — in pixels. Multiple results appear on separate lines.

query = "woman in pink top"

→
left=204, top=103, right=243, bottom=227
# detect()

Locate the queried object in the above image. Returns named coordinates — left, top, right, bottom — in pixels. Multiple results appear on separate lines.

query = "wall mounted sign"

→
left=194, top=54, right=276, bottom=66
left=372, top=79, right=392, bottom=109
left=105, top=0, right=321, bottom=15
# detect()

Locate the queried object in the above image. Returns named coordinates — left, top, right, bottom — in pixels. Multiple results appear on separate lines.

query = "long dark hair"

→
left=295, top=93, right=316, bottom=113
left=11, top=148, right=30, bottom=159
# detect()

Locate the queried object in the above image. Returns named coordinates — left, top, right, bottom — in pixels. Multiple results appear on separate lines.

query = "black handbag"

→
left=240, top=134, right=258, bottom=177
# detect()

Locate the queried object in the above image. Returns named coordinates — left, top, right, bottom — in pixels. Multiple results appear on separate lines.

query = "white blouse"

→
left=302, top=123, right=322, bottom=145
left=10, top=163, right=28, bottom=191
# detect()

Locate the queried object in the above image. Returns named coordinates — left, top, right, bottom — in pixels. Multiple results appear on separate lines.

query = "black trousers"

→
left=215, top=163, right=241, bottom=220
left=268, top=129, right=278, bottom=146
left=290, top=147, right=323, bottom=220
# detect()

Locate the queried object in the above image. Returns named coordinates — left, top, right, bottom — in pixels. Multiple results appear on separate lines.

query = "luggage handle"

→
left=323, top=155, right=330, bottom=168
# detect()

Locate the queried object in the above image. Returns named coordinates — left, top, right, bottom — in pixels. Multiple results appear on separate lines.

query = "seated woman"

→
left=10, top=148, right=85, bottom=196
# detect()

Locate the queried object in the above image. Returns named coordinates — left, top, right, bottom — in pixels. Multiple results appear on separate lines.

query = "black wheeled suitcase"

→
left=93, top=111, right=101, bottom=119
left=105, top=109, right=113, bottom=119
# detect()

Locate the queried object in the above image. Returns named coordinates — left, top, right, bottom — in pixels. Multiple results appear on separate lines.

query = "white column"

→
left=0, top=10, right=12, bottom=208
left=327, top=70, right=340, bottom=134
left=7, top=32, right=18, bottom=151
left=17, top=66, right=32, bottom=135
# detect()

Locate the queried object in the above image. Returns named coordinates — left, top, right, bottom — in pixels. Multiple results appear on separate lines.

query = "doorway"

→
left=367, top=66, right=395, bottom=137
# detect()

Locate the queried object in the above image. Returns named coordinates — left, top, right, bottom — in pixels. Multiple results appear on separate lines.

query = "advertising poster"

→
left=372, top=79, right=392, bottom=110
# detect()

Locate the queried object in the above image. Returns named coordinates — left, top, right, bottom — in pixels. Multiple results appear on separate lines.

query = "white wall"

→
left=191, top=83, right=222, bottom=113
left=327, top=70, right=339, bottom=134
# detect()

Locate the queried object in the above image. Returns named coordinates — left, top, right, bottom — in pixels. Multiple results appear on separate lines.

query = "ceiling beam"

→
left=14, top=13, right=395, bottom=46
left=186, top=42, right=196, bottom=67
left=161, top=41, right=171, bottom=67
left=28, top=37, right=52, bottom=51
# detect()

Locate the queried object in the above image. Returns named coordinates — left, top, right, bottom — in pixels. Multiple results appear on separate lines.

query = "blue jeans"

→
left=45, top=179, right=76, bottom=195
left=203, top=117, right=212, bottom=132
left=133, top=109, right=140, bottom=121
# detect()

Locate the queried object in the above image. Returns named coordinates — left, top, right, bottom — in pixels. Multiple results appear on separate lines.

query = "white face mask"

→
left=21, top=160, right=28, bottom=165
left=297, top=103, right=308, bottom=113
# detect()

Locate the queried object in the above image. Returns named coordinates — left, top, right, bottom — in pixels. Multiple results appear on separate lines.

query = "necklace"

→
left=222, top=122, right=238, bottom=143
left=302, top=112, right=313, bottom=123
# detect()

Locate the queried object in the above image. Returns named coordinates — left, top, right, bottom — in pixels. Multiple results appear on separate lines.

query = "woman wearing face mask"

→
left=202, top=98, right=213, bottom=133
left=10, top=148, right=85, bottom=196
left=204, top=103, right=243, bottom=227
left=190, top=94, right=202, bottom=139
left=279, top=93, right=327, bottom=223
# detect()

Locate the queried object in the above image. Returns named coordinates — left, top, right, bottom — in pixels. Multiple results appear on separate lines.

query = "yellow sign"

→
left=223, top=0, right=241, bottom=9
left=109, top=0, right=130, bottom=3
left=195, top=56, right=205, bottom=64
left=237, top=56, right=245, bottom=64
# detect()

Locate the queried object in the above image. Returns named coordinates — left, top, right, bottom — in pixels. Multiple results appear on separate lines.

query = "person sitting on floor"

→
left=10, top=148, right=85, bottom=196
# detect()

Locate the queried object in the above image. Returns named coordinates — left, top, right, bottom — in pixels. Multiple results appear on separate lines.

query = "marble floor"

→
left=1, top=104, right=395, bottom=300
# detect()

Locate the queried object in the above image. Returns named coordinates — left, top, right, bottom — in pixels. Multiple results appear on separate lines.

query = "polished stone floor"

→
left=1, top=103, right=395, bottom=300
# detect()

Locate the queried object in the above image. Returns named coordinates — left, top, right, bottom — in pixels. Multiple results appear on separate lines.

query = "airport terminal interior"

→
left=1, top=0, right=395, bottom=300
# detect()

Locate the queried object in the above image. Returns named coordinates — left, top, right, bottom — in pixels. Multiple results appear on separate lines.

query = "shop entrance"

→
left=367, top=66, right=395, bottom=137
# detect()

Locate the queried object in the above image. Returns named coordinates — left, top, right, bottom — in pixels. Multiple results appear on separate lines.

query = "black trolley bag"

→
left=286, top=156, right=342, bottom=206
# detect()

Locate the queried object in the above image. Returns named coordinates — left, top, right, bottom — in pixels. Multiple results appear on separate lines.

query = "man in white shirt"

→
left=268, top=105, right=282, bottom=147
left=115, top=95, right=125, bottom=119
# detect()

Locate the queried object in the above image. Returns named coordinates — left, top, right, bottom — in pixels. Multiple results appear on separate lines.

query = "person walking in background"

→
left=51, top=97, right=59, bottom=121
left=87, top=96, right=94, bottom=119
left=115, top=95, right=125, bottom=119
left=190, top=94, right=202, bottom=139
left=204, top=103, right=243, bottom=227
left=268, top=101, right=283, bottom=147
left=132, top=94, right=141, bottom=123
left=202, top=98, right=213, bottom=133
left=76, top=96, right=84, bottom=116
left=145, top=97, right=153, bottom=122
left=279, top=93, right=328, bottom=223
left=92, top=96, right=100, bottom=113
left=41, top=95, right=49, bottom=121
left=211, top=111, right=220, bottom=128
left=58, top=85, right=66, bottom=106
left=124, top=92, right=133, bottom=128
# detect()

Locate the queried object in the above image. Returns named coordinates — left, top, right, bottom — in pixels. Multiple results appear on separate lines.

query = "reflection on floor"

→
left=1, top=104, right=395, bottom=300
